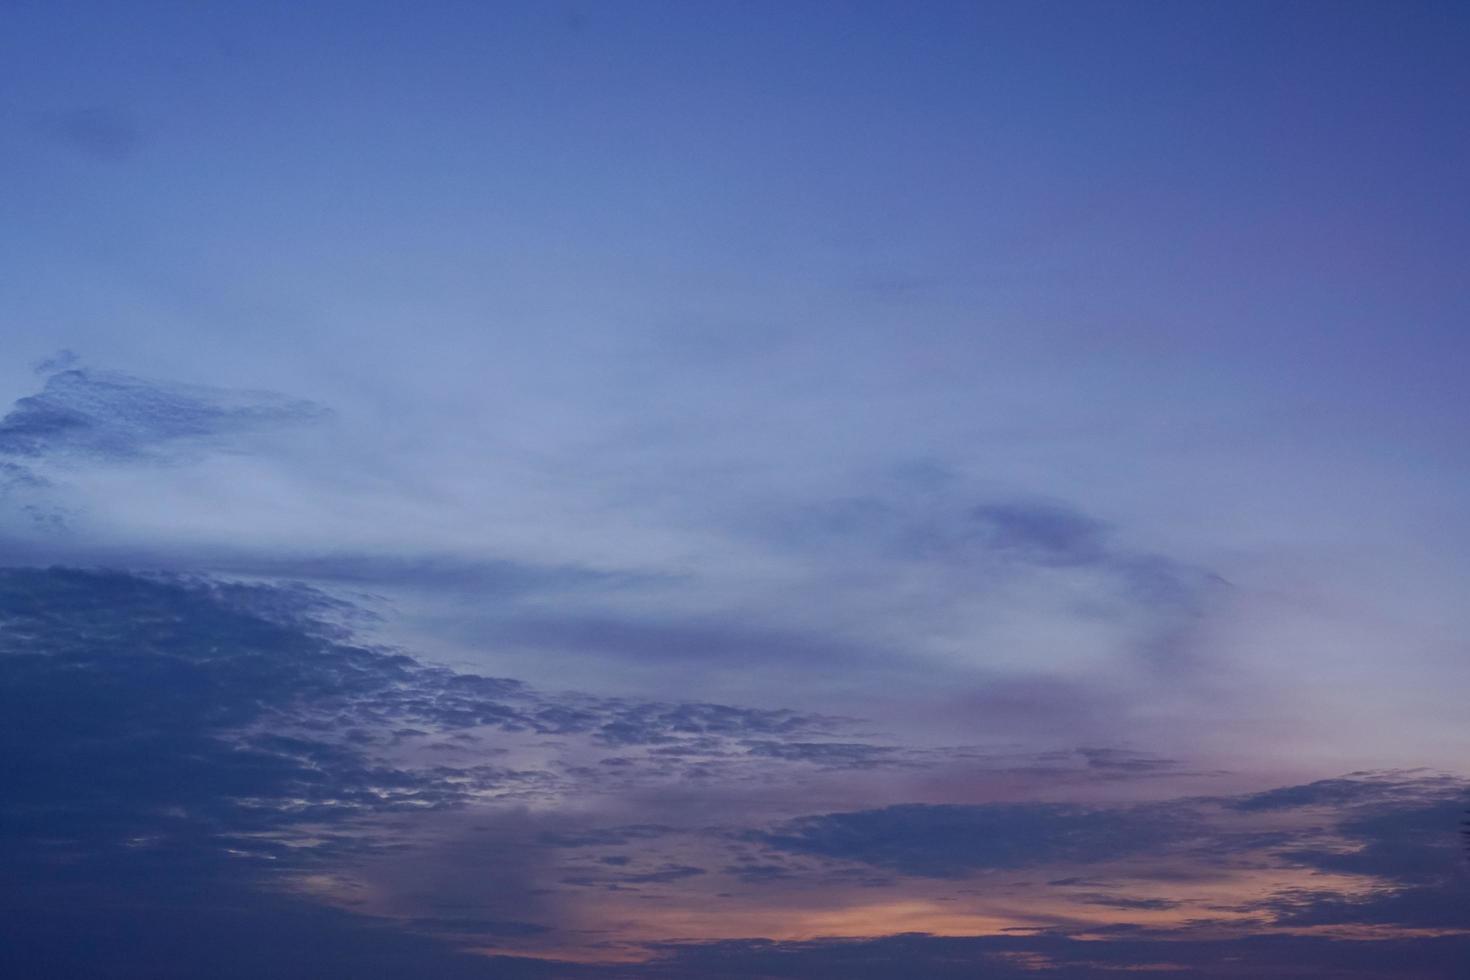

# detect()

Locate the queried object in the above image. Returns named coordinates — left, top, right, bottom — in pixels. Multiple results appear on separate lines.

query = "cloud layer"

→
left=4, top=564, right=1466, bottom=977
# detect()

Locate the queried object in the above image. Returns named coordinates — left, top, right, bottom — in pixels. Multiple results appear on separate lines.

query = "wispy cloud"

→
left=0, top=360, right=327, bottom=464
left=29, top=106, right=143, bottom=161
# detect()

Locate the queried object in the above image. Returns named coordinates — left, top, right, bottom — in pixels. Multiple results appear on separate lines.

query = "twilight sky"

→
left=3, top=2, right=1469, bottom=977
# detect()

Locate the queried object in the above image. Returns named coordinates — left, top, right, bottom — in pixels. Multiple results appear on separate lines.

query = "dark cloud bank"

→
left=0, top=565, right=838, bottom=974
left=1, top=565, right=1467, bottom=977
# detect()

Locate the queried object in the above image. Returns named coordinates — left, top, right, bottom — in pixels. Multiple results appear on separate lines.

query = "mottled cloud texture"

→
left=4, top=564, right=1467, bottom=977
left=0, top=359, right=326, bottom=464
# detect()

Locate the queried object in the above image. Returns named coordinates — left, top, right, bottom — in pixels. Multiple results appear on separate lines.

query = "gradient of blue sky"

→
left=2, top=2, right=1469, bottom=977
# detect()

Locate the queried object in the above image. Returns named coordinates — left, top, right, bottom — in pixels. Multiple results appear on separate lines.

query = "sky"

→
left=2, top=1, right=1469, bottom=977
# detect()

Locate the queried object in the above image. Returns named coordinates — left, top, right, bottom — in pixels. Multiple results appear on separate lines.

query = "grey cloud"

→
left=401, top=916, right=551, bottom=937
left=969, top=498, right=1222, bottom=609
left=0, top=365, right=328, bottom=464
left=1227, top=773, right=1463, bottom=813
left=623, top=863, right=707, bottom=883
left=4, top=897, right=589, bottom=980
left=593, top=700, right=830, bottom=744
left=7, top=563, right=1466, bottom=975
left=970, top=500, right=1109, bottom=565
left=0, top=461, right=64, bottom=532
left=767, top=491, right=1206, bottom=589
left=202, top=550, right=645, bottom=595
left=538, top=825, right=677, bottom=849
left=742, top=740, right=904, bottom=769
left=0, top=564, right=944, bottom=974
left=755, top=773, right=1470, bottom=888
left=1255, top=780, right=1470, bottom=929
left=1073, top=894, right=1182, bottom=911
left=755, top=801, right=1198, bottom=878
left=1074, top=747, right=1182, bottom=773
left=563, top=863, right=708, bottom=887
left=488, top=613, right=873, bottom=670
left=721, top=861, right=799, bottom=883
left=0, top=565, right=879, bottom=900
left=757, top=492, right=1223, bottom=650
left=30, top=106, right=143, bottom=161
left=0, top=459, right=46, bottom=490
left=0, top=536, right=648, bottom=622
left=626, top=931, right=1470, bottom=979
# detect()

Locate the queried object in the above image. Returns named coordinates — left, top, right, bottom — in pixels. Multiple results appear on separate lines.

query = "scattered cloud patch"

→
left=30, top=106, right=143, bottom=161
left=0, top=363, right=327, bottom=464
left=970, top=500, right=1110, bottom=566
left=756, top=802, right=1197, bottom=877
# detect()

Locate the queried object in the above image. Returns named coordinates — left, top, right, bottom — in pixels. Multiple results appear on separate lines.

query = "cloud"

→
left=970, top=500, right=1110, bottom=566
left=741, top=740, right=904, bottom=768
left=1227, top=773, right=1463, bottom=813
left=0, top=568, right=500, bottom=869
left=755, top=801, right=1197, bottom=877
left=562, top=862, right=708, bottom=887
left=30, top=106, right=143, bottom=161
left=0, top=567, right=579, bottom=977
left=5, top=563, right=1466, bottom=975
left=1246, top=779, right=1470, bottom=930
left=1073, top=893, right=1181, bottom=910
left=485, top=613, right=874, bottom=670
left=764, top=492, right=1215, bottom=606
left=1072, top=746, right=1183, bottom=773
left=753, top=771, right=1470, bottom=893
left=199, top=550, right=644, bottom=594
left=401, top=916, right=551, bottom=937
left=0, top=363, right=328, bottom=464
left=968, top=498, right=1221, bottom=609
left=537, top=825, right=677, bottom=849
left=0, top=565, right=885, bottom=888
left=624, top=931, right=1470, bottom=979
left=0, top=564, right=930, bottom=969
left=5, top=891, right=588, bottom=980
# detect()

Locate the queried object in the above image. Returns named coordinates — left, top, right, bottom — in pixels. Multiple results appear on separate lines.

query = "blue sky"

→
left=2, top=2, right=1469, bottom=976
